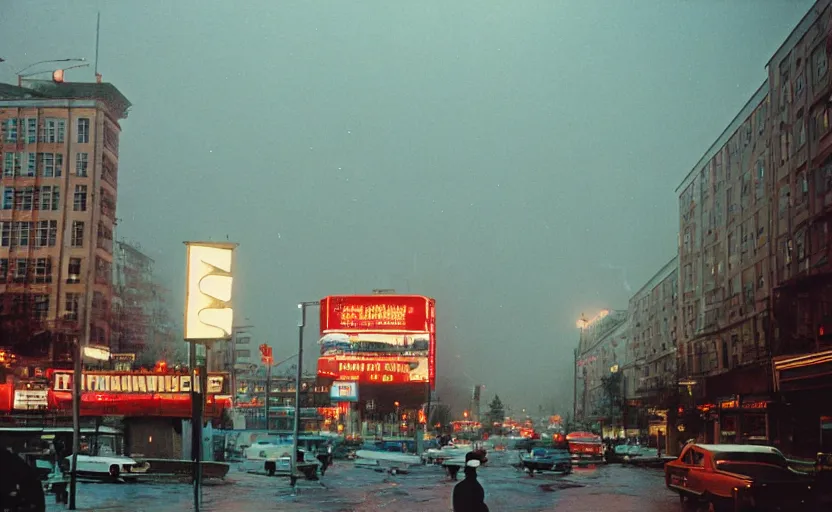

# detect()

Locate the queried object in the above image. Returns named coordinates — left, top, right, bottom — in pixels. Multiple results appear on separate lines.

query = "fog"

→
left=0, top=0, right=812, bottom=413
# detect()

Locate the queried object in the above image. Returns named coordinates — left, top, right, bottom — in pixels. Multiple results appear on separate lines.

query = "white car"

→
left=66, top=453, right=150, bottom=481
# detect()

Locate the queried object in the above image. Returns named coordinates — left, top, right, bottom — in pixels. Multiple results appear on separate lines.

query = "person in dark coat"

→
left=452, top=454, right=488, bottom=511
left=0, top=449, right=46, bottom=512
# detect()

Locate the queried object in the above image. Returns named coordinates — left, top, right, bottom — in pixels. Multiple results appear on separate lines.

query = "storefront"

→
left=773, top=349, right=832, bottom=456
left=716, top=395, right=770, bottom=444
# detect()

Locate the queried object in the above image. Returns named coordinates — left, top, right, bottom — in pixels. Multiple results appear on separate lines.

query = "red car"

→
left=565, top=431, right=604, bottom=462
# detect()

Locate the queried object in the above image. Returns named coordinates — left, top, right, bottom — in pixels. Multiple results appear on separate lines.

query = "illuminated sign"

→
left=52, top=371, right=225, bottom=394
left=318, top=355, right=428, bottom=384
left=13, top=390, right=48, bottom=410
left=184, top=242, right=237, bottom=340
left=329, top=381, right=359, bottom=402
left=320, top=295, right=432, bottom=333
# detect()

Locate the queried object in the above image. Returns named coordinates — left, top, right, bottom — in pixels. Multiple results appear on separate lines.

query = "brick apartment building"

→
left=0, top=79, right=129, bottom=362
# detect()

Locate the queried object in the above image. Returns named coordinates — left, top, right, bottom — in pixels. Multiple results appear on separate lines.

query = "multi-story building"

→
left=767, top=0, right=832, bottom=456
left=111, top=239, right=182, bottom=366
left=234, top=373, right=333, bottom=431
left=574, top=309, right=628, bottom=437
left=676, top=82, right=773, bottom=445
left=624, top=257, right=678, bottom=443
left=0, top=79, right=129, bottom=362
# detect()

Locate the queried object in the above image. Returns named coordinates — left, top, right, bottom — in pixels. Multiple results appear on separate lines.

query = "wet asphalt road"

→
left=48, top=452, right=679, bottom=511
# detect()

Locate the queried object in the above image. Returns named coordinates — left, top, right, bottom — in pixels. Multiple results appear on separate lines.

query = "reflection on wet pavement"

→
left=47, top=453, right=678, bottom=511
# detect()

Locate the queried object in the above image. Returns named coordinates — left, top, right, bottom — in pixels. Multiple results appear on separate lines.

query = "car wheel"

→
left=679, top=495, right=697, bottom=512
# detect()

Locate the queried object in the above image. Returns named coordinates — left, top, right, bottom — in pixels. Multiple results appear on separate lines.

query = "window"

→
left=795, top=72, right=806, bottom=100
left=76, top=153, right=88, bottom=177
left=26, top=118, right=36, bottom=143
left=236, top=350, right=251, bottom=359
left=73, top=185, right=87, bottom=211
left=25, top=152, right=36, bottom=177
left=33, top=295, right=49, bottom=319
left=0, top=222, right=9, bottom=247
left=39, top=186, right=59, bottom=211
left=795, top=113, right=806, bottom=148
left=0, top=258, right=7, bottom=282
left=813, top=44, right=828, bottom=84
left=15, top=258, right=29, bottom=280
left=34, top=258, right=52, bottom=283
left=39, top=118, right=66, bottom=143
left=14, top=187, right=34, bottom=210
left=3, top=118, right=18, bottom=142
left=796, top=171, right=809, bottom=206
left=95, top=257, right=111, bottom=284
left=77, top=118, right=90, bottom=143
left=67, top=258, right=82, bottom=284
left=3, top=152, right=20, bottom=177
left=796, top=228, right=807, bottom=262
left=71, top=221, right=84, bottom=247
left=14, top=221, right=31, bottom=247
left=40, top=153, right=64, bottom=177
left=35, top=220, right=57, bottom=247
left=97, top=223, right=113, bottom=252
left=811, top=105, right=830, bottom=140
left=2, top=188, right=12, bottom=210
left=755, top=159, right=765, bottom=200
left=65, top=293, right=80, bottom=321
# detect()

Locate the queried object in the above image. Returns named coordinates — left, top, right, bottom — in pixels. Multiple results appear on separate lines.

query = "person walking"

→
left=452, top=454, right=489, bottom=511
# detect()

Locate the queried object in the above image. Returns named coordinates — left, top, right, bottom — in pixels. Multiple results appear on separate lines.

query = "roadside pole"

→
left=183, top=241, right=238, bottom=512
left=292, top=301, right=319, bottom=495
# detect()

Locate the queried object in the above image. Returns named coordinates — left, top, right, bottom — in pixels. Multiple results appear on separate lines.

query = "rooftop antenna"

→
left=94, top=12, right=101, bottom=82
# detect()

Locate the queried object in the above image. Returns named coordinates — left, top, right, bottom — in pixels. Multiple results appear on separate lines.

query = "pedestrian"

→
left=452, top=454, right=489, bottom=511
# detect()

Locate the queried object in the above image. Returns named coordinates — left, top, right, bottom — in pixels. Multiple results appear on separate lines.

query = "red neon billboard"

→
left=318, top=295, right=436, bottom=389
left=318, top=355, right=428, bottom=384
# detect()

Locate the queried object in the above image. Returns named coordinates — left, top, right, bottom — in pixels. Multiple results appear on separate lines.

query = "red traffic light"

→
left=821, top=326, right=826, bottom=337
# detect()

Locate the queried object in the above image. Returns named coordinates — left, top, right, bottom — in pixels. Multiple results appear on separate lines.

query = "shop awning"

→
left=773, top=349, right=832, bottom=392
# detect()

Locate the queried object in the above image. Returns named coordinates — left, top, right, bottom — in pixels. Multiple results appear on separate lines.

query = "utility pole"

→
left=292, top=301, right=319, bottom=494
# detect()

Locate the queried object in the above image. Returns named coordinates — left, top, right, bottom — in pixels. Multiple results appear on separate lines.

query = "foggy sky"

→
left=1, top=0, right=813, bottom=413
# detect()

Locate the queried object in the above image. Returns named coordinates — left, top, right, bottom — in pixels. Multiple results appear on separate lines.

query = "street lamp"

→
left=291, top=301, right=319, bottom=494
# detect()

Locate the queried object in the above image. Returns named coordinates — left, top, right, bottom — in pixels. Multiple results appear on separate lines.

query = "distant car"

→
left=665, top=443, right=815, bottom=511
left=520, top=446, right=572, bottom=476
left=565, top=432, right=604, bottom=462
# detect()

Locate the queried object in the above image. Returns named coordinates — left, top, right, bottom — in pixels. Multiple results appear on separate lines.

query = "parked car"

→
left=665, top=443, right=815, bottom=511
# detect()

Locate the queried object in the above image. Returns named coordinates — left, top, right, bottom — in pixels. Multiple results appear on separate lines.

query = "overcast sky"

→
left=0, top=0, right=814, bottom=413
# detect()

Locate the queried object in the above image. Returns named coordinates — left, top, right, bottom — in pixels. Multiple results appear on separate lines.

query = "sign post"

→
left=184, top=242, right=237, bottom=512
left=292, top=301, right=319, bottom=494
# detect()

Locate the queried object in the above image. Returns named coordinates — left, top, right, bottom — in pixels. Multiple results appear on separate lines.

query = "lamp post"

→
left=68, top=334, right=110, bottom=510
left=291, top=301, right=319, bottom=493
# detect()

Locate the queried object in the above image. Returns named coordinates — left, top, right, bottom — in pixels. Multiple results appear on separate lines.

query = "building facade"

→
left=676, top=82, right=774, bottom=446
left=624, top=257, right=678, bottom=444
left=767, top=0, right=832, bottom=457
left=0, top=80, right=129, bottom=362
left=111, top=239, right=182, bottom=366
left=234, top=373, right=333, bottom=431
left=574, top=309, right=628, bottom=437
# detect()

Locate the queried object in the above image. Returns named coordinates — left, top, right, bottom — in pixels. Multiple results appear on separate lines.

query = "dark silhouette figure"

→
left=0, top=450, right=46, bottom=512
left=452, top=454, right=488, bottom=512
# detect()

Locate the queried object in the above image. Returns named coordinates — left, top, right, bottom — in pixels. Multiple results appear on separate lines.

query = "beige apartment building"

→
left=623, top=257, right=678, bottom=441
left=675, top=82, right=773, bottom=445
left=0, top=80, right=129, bottom=361
left=766, top=0, right=832, bottom=456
